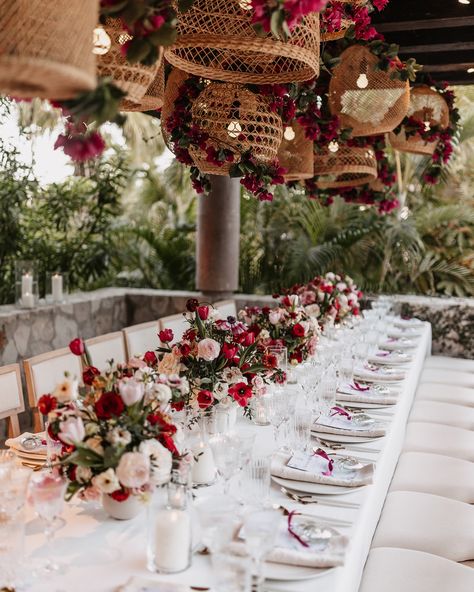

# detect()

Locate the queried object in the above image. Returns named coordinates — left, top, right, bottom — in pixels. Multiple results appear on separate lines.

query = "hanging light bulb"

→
left=227, top=121, right=242, bottom=139
left=284, top=126, right=296, bottom=141
left=423, top=120, right=431, bottom=132
left=92, top=27, right=111, bottom=55
left=356, top=73, right=369, bottom=89
left=328, top=140, right=339, bottom=153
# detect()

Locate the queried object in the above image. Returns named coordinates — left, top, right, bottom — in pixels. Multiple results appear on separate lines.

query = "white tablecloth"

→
left=22, top=323, right=432, bottom=592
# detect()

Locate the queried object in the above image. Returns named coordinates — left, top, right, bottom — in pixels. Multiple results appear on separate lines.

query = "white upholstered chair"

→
left=360, top=548, right=474, bottom=592
left=24, top=348, right=82, bottom=430
left=85, top=331, right=127, bottom=371
left=0, top=364, right=24, bottom=437
left=403, top=422, right=474, bottom=461
left=424, top=355, right=474, bottom=373
left=159, top=313, right=188, bottom=343
left=420, top=368, right=474, bottom=388
left=371, top=491, right=474, bottom=561
left=389, top=451, right=474, bottom=503
left=214, top=299, right=237, bottom=319
left=416, top=382, right=473, bottom=407
left=409, top=400, right=474, bottom=430
left=123, top=321, right=159, bottom=358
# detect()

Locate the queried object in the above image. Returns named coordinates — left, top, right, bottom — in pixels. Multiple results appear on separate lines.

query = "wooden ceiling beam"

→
left=422, top=63, right=474, bottom=73
left=399, top=41, right=474, bottom=54
left=375, top=16, right=474, bottom=32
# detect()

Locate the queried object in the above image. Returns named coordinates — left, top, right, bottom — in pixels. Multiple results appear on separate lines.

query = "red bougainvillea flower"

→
left=38, top=394, right=57, bottom=416
left=291, top=323, right=305, bottom=337
left=69, top=338, right=85, bottom=356
left=159, top=329, right=174, bottom=343
left=95, top=391, right=125, bottom=419
left=82, top=365, right=100, bottom=386
left=197, top=390, right=214, bottom=409
left=229, top=382, right=253, bottom=407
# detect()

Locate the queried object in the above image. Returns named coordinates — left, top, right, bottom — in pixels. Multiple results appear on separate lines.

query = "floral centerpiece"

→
left=156, top=300, right=279, bottom=418
left=37, top=338, right=183, bottom=516
left=289, top=273, right=362, bottom=324
left=239, top=296, right=320, bottom=365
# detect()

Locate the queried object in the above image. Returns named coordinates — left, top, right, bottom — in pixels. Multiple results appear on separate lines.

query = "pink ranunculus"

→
left=116, top=452, right=150, bottom=489
left=197, top=338, right=221, bottom=361
left=118, top=378, right=145, bottom=406
left=58, top=416, right=85, bottom=445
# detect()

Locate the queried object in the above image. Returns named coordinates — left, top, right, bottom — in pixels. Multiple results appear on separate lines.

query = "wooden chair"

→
left=85, top=331, right=127, bottom=371
left=24, top=348, right=82, bottom=431
left=214, top=299, right=237, bottom=319
left=123, top=320, right=160, bottom=358
left=0, top=364, right=24, bottom=438
left=159, top=313, right=188, bottom=344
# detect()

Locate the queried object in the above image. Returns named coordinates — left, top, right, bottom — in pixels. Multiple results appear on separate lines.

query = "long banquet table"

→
left=23, top=323, right=432, bottom=592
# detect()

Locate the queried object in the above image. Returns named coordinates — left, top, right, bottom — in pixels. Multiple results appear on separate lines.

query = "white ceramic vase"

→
left=102, top=494, right=143, bottom=520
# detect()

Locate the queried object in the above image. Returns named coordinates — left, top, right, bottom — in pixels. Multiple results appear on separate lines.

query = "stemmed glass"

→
left=243, top=509, right=279, bottom=592
left=209, top=433, right=242, bottom=496
left=28, top=470, right=67, bottom=573
left=267, top=387, right=292, bottom=452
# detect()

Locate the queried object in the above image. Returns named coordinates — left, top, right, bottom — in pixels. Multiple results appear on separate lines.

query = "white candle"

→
left=22, top=292, right=35, bottom=308
left=21, top=273, right=33, bottom=298
left=51, top=273, right=63, bottom=302
left=191, top=441, right=216, bottom=485
left=154, top=508, right=191, bottom=573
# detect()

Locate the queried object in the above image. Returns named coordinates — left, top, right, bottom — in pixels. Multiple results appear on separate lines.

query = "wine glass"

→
left=243, top=509, right=279, bottom=591
left=28, top=470, right=67, bottom=573
left=209, top=433, right=242, bottom=496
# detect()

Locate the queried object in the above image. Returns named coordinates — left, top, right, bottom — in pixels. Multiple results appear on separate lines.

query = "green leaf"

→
left=148, top=23, right=178, bottom=47
left=64, top=446, right=104, bottom=468
left=126, top=38, right=151, bottom=64
left=178, top=0, right=195, bottom=12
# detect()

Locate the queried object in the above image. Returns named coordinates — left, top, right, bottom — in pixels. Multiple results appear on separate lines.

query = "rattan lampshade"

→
left=0, top=0, right=97, bottom=100
left=165, top=0, right=320, bottom=84
left=314, top=144, right=377, bottom=189
left=161, top=67, right=191, bottom=152
left=97, top=19, right=160, bottom=105
left=121, top=61, right=165, bottom=112
left=278, top=123, right=314, bottom=181
left=189, top=82, right=283, bottom=175
left=329, top=45, right=410, bottom=137
left=389, top=85, right=450, bottom=156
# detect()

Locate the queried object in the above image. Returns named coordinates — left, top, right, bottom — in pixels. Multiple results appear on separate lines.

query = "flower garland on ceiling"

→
left=392, top=77, right=460, bottom=185
left=321, top=0, right=389, bottom=42
left=251, top=0, right=329, bottom=40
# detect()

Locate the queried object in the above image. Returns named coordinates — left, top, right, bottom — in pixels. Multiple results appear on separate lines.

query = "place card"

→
left=287, top=451, right=332, bottom=475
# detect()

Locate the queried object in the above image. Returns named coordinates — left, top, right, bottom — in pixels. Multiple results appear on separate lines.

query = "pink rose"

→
left=118, top=378, right=145, bottom=406
left=197, top=338, right=221, bottom=361
left=116, top=452, right=150, bottom=488
left=58, top=416, right=85, bottom=445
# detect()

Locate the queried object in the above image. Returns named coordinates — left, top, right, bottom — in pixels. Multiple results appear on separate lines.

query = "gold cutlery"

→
left=279, top=487, right=360, bottom=509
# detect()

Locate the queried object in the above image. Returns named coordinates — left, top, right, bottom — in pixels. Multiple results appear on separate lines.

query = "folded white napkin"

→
left=312, top=412, right=387, bottom=438
left=354, top=364, right=405, bottom=383
left=368, top=350, right=412, bottom=366
left=394, top=318, right=424, bottom=328
left=271, top=452, right=374, bottom=488
left=337, top=383, right=398, bottom=405
left=379, top=337, right=417, bottom=350
left=6, top=432, right=47, bottom=455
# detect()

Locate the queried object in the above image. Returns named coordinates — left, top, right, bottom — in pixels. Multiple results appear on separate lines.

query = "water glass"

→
left=291, top=409, right=313, bottom=452
left=212, top=552, right=252, bottom=592
left=339, top=356, right=354, bottom=387
left=241, top=455, right=271, bottom=508
left=209, top=433, right=242, bottom=496
left=194, top=496, right=240, bottom=553
left=243, top=509, right=279, bottom=591
left=250, top=392, right=273, bottom=426
left=319, top=377, right=336, bottom=416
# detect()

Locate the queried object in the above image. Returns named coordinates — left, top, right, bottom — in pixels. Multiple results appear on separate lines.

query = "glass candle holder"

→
left=45, top=272, right=68, bottom=304
left=15, top=261, right=38, bottom=309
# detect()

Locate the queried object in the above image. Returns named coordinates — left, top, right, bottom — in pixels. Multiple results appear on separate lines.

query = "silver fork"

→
left=280, top=486, right=360, bottom=509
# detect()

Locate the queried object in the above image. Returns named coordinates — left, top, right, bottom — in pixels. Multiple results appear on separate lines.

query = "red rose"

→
left=95, top=391, right=125, bottom=419
left=82, top=365, right=100, bottom=386
left=197, top=305, right=209, bottom=320
left=143, top=351, right=157, bottom=365
left=291, top=323, right=305, bottom=337
left=197, top=390, right=214, bottom=409
left=110, top=488, right=130, bottom=502
left=37, top=394, right=57, bottom=416
left=229, top=382, right=253, bottom=407
left=179, top=343, right=191, bottom=357
left=290, top=350, right=303, bottom=364
left=222, top=342, right=238, bottom=359
left=171, top=401, right=185, bottom=412
left=69, top=338, right=85, bottom=356
left=186, top=298, right=199, bottom=312
left=159, top=329, right=174, bottom=343
left=183, top=329, right=197, bottom=342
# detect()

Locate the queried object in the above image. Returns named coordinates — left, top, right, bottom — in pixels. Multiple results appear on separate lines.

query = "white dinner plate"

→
left=272, top=475, right=364, bottom=496
left=312, top=430, right=384, bottom=444
left=264, top=560, right=335, bottom=581
left=11, top=449, right=47, bottom=462
left=336, top=400, right=395, bottom=409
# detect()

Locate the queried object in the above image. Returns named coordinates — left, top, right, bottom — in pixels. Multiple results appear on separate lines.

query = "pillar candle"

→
left=51, top=274, right=63, bottom=302
left=153, top=508, right=191, bottom=573
left=21, top=273, right=33, bottom=298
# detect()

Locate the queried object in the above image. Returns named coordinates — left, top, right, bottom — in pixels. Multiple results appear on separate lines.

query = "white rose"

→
left=118, top=378, right=145, bottom=407
left=197, top=338, right=221, bottom=361
left=306, top=303, right=321, bottom=318
left=213, top=381, right=229, bottom=401
left=86, top=435, right=104, bottom=456
left=92, top=468, right=120, bottom=494
left=76, top=466, right=92, bottom=483
left=53, top=378, right=78, bottom=404
left=116, top=452, right=150, bottom=488
left=152, top=383, right=172, bottom=405
left=58, top=416, right=85, bottom=445
left=107, top=427, right=132, bottom=446
left=139, top=440, right=172, bottom=485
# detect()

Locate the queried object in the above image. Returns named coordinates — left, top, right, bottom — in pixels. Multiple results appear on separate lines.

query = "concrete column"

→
left=196, top=175, right=241, bottom=298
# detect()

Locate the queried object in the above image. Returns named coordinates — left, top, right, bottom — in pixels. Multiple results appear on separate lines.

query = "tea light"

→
left=51, top=273, right=63, bottom=302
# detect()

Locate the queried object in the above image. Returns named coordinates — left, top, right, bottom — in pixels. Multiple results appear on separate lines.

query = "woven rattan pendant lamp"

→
left=389, top=85, right=450, bottom=156
left=329, top=45, right=410, bottom=137
left=314, top=143, right=377, bottom=189
left=165, top=0, right=320, bottom=84
left=0, top=0, right=97, bottom=100
left=120, top=61, right=165, bottom=112
left=278, top=123, right=314, bottom=181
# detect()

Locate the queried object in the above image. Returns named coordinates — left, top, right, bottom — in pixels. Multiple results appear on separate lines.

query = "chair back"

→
left=0, top=364, right=24, bottom=437
left=85, top=332, right=127, bottom=371
left=214, top=299, right=237, bottom=319
left=159, top=313, right=188, bottom=343
left=123, top=321, right=159, bottom=358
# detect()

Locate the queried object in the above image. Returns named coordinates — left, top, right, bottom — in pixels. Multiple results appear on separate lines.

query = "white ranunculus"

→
left=92, top=468, right=120, bottom=494
left=58, top=416, right=85, bottom=445
left=118, top=378, right=145, bottom=407
left=116, top=452, right=150, bottom=488
left=139, top=440, right=172, bottom=485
